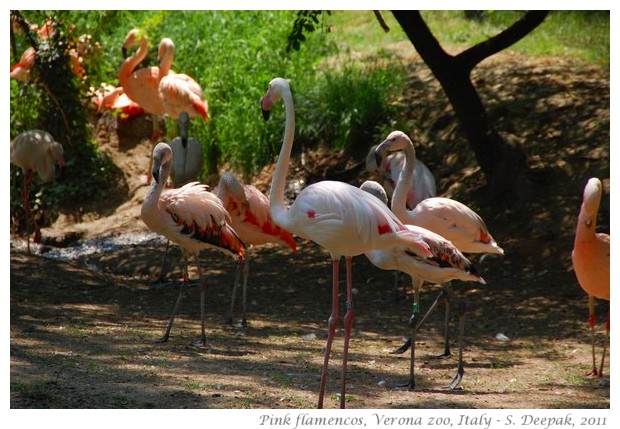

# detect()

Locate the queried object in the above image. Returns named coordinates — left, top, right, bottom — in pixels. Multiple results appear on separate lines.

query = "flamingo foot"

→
left=391, top=337, right=411, bottom=354
left=585, top=368, right=599, bottom=378
left=392, top=379, right=416, bottom=390
left=435, top=350, right=452, bottom=359
left=448, top=369, right=464, bottom=390
left=155, top=334, right=170, bottom=343
left=192, top=338, right=209, bottom=348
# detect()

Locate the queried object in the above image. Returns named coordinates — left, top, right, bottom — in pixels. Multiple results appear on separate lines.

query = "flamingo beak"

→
left=374, top=145, right=385, bottom=170
left=121, top=47, right=128, bottom=58
left=261, top=95, right=271, bottom=121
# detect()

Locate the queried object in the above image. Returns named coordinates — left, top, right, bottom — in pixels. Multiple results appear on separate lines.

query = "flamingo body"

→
left=141, top=142, right=245, bottom=344
left=158, top=38, right=208, bottom=120
left=10, top=46, right=36, bottom=81
left=169, top=112, right=204, bottom=188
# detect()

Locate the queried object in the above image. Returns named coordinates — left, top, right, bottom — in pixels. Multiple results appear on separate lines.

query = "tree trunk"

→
left=392, top=10, right=548, bottom=199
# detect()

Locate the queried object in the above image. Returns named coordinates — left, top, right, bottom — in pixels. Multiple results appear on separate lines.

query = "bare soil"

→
left=10, top=51, right=610, bottom=409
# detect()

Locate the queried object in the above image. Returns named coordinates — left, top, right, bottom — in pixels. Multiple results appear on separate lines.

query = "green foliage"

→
left=287, top=11, right=331, bottom=52
left=296, top=58, right=404, bottom=156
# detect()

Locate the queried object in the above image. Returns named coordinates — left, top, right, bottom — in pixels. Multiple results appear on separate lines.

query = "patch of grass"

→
left=269, top=374, right=295, bottom=387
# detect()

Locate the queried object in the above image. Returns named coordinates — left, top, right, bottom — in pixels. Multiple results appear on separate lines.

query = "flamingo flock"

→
left=10, top=21, right=610, bottom=409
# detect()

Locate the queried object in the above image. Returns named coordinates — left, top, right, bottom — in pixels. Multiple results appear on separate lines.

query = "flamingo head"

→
left=122, top=29, right=145, bottom=57
left=261, top=77, right=289, bottom=121
left=580, top=177, right=603, bottom=228
left=151, top=142, right=173, bottom=185
left=374, top=130, right=413, bottom=169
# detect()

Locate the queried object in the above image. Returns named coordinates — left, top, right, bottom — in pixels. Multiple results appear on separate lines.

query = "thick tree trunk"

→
left=392, top=11, right=548, bottom=199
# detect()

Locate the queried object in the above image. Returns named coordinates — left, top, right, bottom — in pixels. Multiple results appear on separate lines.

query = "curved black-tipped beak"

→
left=152, top=169, right=160, bottom=184
left=122, top=47, right=128, bottom=58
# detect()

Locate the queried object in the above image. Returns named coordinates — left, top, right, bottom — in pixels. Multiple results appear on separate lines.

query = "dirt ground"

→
left=9, top=50, right=611, bottom=410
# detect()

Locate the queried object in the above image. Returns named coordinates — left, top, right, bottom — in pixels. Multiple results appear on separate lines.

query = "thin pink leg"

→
left=598, top=310, right=609, bottom=378
left=318, top=256, right=341, bottom=409
left=586, top=295, right=598, bottom=377
left=340, top=256, right=355, bottom=409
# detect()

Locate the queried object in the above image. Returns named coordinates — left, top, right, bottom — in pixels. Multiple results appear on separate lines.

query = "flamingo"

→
left=375, top=130, right=504, bottom=355
left=571, top=177, right=610, bottom=379
left=261, top=77, right=433, bottom=409
left=157, top=111, right=204, bottom=282
left=140, top=142, right=246, bottom=346
left=214, top=171, right=297, bottom=325
left=92, top=83, right=145, bottom=120
left=118, top=29, right=167, bottom=183
left=10, top=130, right=65, bottom=254
left=157, top=38, right=208, bottom=121
left=366, top=143, right=436, bottom=210
left=10, top=46, right=36, bottom=81
left=360, top=180, right=485, bottom=389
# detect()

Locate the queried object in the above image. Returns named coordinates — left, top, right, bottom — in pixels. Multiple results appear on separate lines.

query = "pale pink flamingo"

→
left=375, top=130, right=504, bottom=355
left=366, top=143, right=436, bottom=209
left=571, top=177, right=610, bottom=379
left=140, top=142, right=246, bottom=346
left=157, top=38, right=208, bottom=120
left=118, top=29, right=167, bottom=183
left=214, top=171, right=297, bottom=325
left=10, top=130, right=65, bottom=253
left=361, top=179, right=485, bottom=389
left=261, top=77, right=433, bottom=409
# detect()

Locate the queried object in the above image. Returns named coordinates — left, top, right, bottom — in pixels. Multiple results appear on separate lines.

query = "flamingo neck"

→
left=269, top=88, right=295, bottom=224
left=120, top=37, right=148, bottom=81
left=391, top=142, right=416, bottom=219
left=159, top=46, right=174, bottom=77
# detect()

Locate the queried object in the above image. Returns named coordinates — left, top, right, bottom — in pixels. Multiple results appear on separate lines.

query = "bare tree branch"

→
left=373, top=10, right=390, bottom=32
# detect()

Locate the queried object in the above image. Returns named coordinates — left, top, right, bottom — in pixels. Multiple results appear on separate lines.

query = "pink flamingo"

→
left=366, top=143, right=436, bottom=209
left=10, top=46, right=36, bottom=81
left=141, top=142, right=246, bottom=346
left=10, top=130, right=65, bottom=253
left=92, top=84, right=145, bottom=120
left=571, top=177, right=610, bottom=379
left=261, top=77, right=433, bottom=409
left=157, top=38, right=208, bottom=120
left=361, top=179, right=485, bottom=389
left=374, top=130, right=503, bottom=357
left=214, top=171, right=297, bottom=325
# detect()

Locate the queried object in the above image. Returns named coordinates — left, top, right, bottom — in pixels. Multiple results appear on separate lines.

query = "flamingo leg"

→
left=391, top=285, right=446, bottom=355
left=318, top=256, right=341, bottom=409
left=438, top=282, right=453, bottom=358
left=598, top=310, right=609, bottom=379
left=340, top=256, right=355, bottom=409
left=448, top=291, right=467, bottom=389
left=586, top=295, right=599, bottom=377
left=197, top=258, right=209, bottom=347
left=240, top=257, right=250, bottom=326
left=21, top=170, right=34, bottom=254
left=158, top=252, right=190, bottom=342
left=226, top=260, right=243, bottom=324
left=395, top=277, right=423, bottom=389
left=158, top=239, right=171, bottom=284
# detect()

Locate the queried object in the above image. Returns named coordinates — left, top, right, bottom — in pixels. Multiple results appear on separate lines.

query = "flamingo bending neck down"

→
left=261, top=77, right=433, bottom=409
left=141, top=142, right=246, bottom=346
left=571, top=177, right=610, bottom=379
left=360, top=180, right=485, bottom=389
left=214, top=171, right=297, bottom=325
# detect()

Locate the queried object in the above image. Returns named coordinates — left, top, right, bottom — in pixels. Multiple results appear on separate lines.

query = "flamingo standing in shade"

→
left=214, top=171, right=297, bottom=326
left=360, top=180, right=485, bottom=389
left=375, top=130, right=504, bottom=356
left=571, top=177, right=610, bottom=379
left=261, top=77, right=433, bottom=409
left=157, top=38, right=208, bottom=121
left=366, top=143, right=436, bottom=210
left=118, top=29, right=167, bottom=183
left=10, top=130, right=65, bottom=253
left=141, top=142, right=246, bottom=346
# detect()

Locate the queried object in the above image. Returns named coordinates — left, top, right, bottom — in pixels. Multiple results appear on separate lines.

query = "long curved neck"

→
left=119, top=37, right=148, bottom=81
left=269, top=88, right=295, bottom=221
left=159, top=45, right=174, bottom=77
left=391, top=143, right=416, bottom=219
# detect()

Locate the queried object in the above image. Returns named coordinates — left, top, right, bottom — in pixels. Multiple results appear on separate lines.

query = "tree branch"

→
left=373, top=11, right=390, bottom=32
left=456, top=11, right=549, bottom=72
